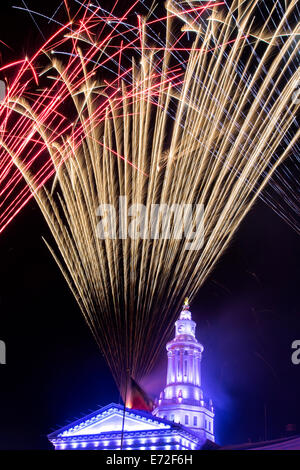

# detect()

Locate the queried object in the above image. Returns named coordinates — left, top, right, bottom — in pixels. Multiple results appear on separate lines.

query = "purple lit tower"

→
left=153, top=298, right=215, bottom=442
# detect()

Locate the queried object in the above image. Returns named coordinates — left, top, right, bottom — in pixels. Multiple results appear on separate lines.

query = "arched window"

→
left=185, top=415, right=189, bottom=425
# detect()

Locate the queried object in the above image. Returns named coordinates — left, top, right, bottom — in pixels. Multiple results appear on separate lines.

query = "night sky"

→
left=0, top=0, right=299, bottom=450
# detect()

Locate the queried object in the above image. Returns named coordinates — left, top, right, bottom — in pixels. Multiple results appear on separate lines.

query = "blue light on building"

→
left=48, top=404, right=205, bottom=450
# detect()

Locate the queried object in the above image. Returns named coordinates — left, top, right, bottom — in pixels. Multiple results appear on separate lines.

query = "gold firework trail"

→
left=1, top=0, right=299, bottom=397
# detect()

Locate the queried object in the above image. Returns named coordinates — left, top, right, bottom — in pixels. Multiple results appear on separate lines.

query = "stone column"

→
left=179, top=350, right=183, bottom=382
left=188, top=350, right=193, bottom=384
left=167, top=350, right=173, bottom=385
left=195, top=353, right=201, bottom=386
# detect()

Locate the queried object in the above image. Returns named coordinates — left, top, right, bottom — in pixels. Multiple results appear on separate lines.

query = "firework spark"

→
left=0, top=0, right=299, bottom=396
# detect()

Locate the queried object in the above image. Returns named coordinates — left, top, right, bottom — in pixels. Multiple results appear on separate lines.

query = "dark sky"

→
left=0, top=0, right=299, bottom=450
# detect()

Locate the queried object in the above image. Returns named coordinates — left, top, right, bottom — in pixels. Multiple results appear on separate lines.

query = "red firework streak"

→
left=0, top=0, right=223, bottom=234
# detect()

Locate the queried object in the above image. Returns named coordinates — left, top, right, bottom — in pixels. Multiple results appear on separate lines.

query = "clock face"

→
left=178, top=325, right=185, bottom=333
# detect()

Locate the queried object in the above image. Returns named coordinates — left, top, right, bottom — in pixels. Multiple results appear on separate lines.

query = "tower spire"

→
left=178, top=296, right=192, bottom=322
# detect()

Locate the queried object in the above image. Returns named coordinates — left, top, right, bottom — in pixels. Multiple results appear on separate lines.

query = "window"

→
left=209, top=421, right=211, bottom=431
left=170, top=414, right=174, bottom=421
left=205, top=419, right=207, bottom=429
left=163, top=415, right=167, bottom=420
left=193, top=416, right=197, bottom=426
left=184, top=360, right=187, bottom=376
left=185, top=415, right=189, bottom=425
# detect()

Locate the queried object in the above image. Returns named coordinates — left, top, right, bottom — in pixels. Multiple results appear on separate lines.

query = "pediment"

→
left=51, top=404, right=171, bottom=438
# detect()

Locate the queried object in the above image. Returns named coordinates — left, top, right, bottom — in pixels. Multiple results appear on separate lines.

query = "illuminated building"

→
left=153, top=298, right=214, bottom=442
left=47, top=403, right=207, bottom=450
left=48, top=299, right=215, bottom=450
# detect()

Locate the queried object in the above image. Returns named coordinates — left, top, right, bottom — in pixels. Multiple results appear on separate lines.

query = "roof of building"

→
left=48, top=402, right=206, bottom=447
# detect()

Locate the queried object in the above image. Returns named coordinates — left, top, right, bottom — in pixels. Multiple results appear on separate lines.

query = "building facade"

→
left=48, top=403, right=209, bottom=450
left=48, top=299, right=215, bottom=450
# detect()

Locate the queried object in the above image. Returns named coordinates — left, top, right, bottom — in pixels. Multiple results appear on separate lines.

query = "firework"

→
left=0, top=0, right=299, bottom=397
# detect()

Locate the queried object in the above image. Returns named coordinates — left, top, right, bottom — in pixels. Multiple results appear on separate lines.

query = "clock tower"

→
left=153, top=298, right=215, bottom=442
